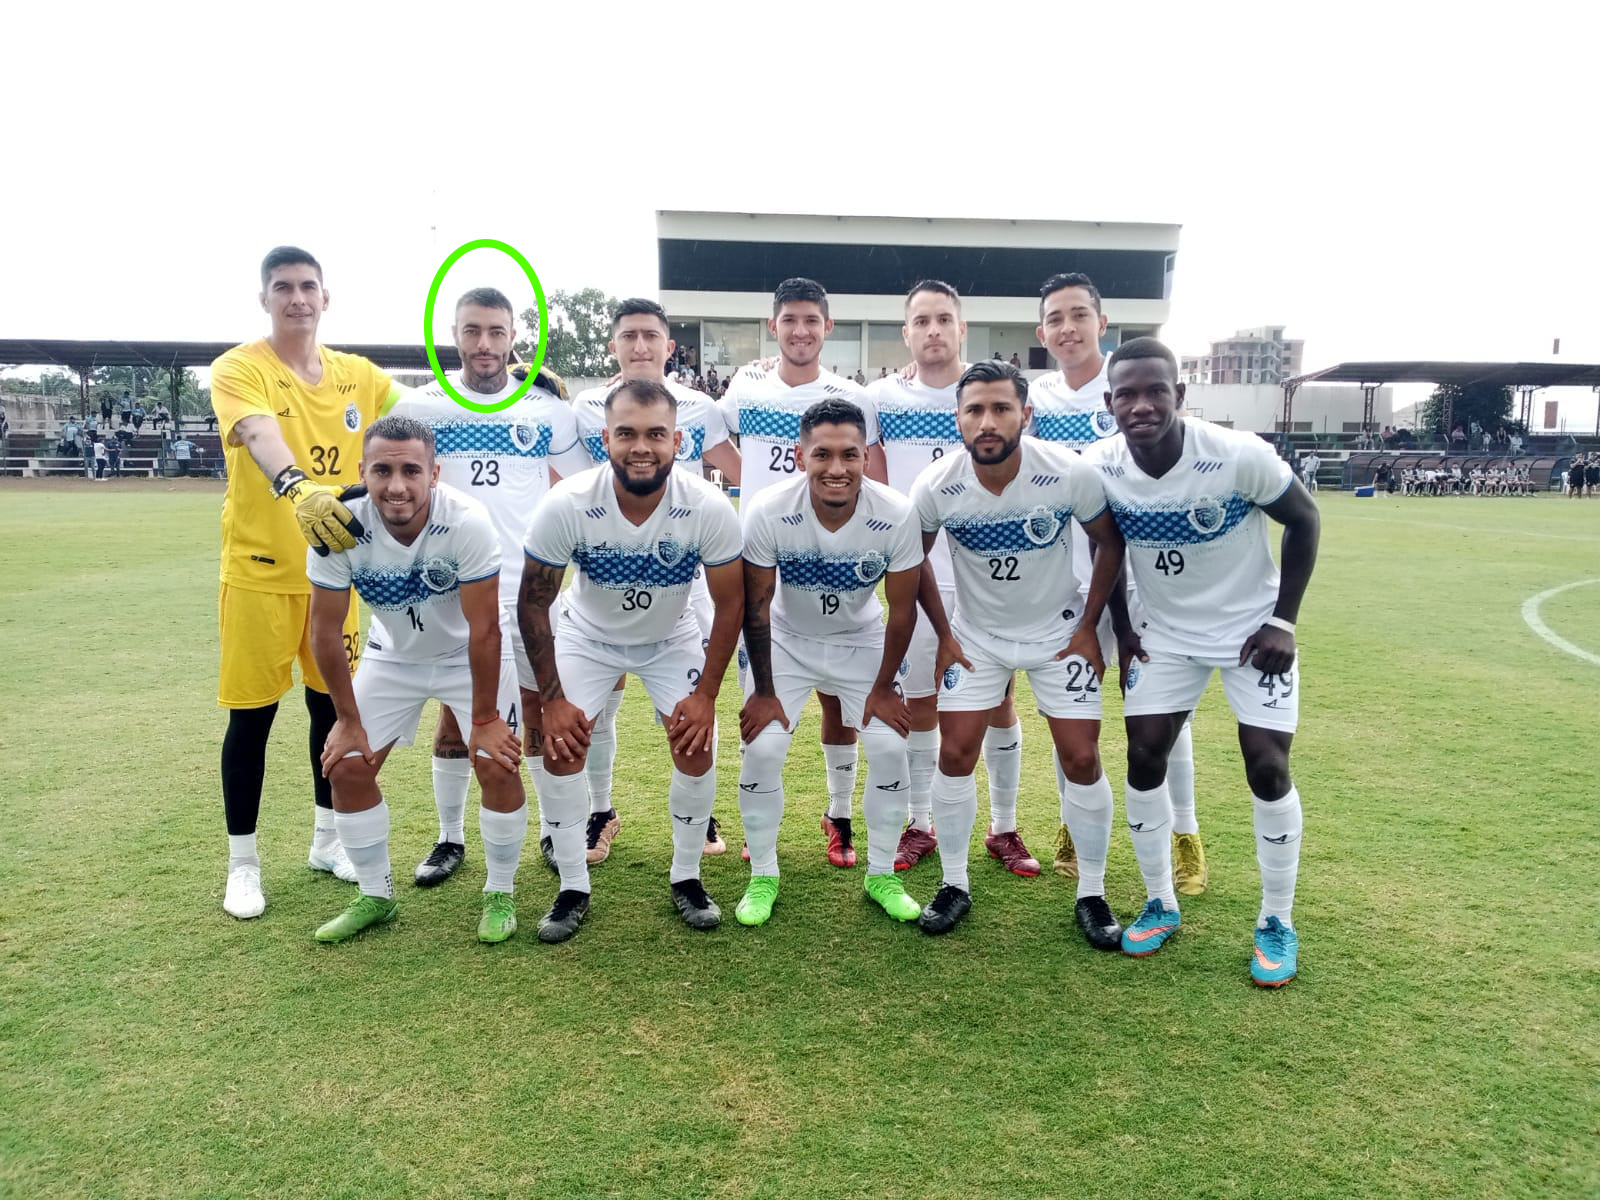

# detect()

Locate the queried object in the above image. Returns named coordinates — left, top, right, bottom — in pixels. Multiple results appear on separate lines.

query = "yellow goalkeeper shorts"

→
left=217, top=584, right=360, bottom=709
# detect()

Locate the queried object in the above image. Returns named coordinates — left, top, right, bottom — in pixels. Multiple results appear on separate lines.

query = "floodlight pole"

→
left=1593, top=386, right=1600, bottom=437
left=1361, top=383, right=1377, bottom=432
left=1281, top=380, right=1298, bottom=443
left=1517, top=386, right=1534, bottom=432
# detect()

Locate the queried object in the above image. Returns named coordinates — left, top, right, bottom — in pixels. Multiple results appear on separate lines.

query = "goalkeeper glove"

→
left=509, top=362, right=569, bottom=400
left=272, top=466, right=365, bottom=556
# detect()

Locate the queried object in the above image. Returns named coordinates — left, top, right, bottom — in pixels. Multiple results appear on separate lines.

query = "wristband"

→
left=471, top=716, right=499, bottom=726
left=270, top=464, right=308, bottom=498
left=1262, top=616, right=1296, bottom=634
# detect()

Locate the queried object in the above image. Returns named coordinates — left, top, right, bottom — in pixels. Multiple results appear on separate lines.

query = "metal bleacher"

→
left=0, top=425, right=225, bottom=479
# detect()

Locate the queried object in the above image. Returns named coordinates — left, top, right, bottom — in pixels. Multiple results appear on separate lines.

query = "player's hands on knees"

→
left=542, top=698, right=593, bottom=762
left=667, top=692, right=717, bottom=756
left=739, top=693, right=790, bottom=743
left=321, top=718, right=374, bottom=776
left=1240, top=625, right=1296, bottom=675
left=469, top=717, right=522, bottom=772
left=1056, top=625, right=1105, bottom=683
left=863, top=683, right=912, bottom=736
left=273, top=467, right=364, bottom=556
left=935, top=634, right=973, bottom=680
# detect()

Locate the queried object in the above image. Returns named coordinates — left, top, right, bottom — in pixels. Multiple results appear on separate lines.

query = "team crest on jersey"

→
left=941, top=665, right=963, bottom=692
left=897, top=658, right=909, bottom=678
left=1092, top=409, right=1119, bottom=437
left=1187, top=498, right=1226, bottom=535
left=509, top=418, right=540, bottom=453
left=654, top=537, right=688, bottom=568
left=854, top=551, right=888, bottom=585
left=343, top=403, right=362, bottom=433
left=421, top=556, right=458, bottom=593
left=1023, top=505, right=1062, bottom=547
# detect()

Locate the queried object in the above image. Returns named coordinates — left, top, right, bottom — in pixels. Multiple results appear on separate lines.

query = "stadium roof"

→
left=0, top=338, right=461, bottom=372
left=1285, top=361, right=1600, bottom=389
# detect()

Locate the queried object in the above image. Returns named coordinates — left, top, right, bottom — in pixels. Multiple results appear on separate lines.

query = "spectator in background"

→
left=1451, top=424, right=1466, bottom=448
left=1008, top=352, right=1021, bottom=368
left=100, top=395, right=113, bottom=424
left=93, top=436, right=109, bottom=480
left=1509, top=431, right=1523, bottom=456
left=205, top=409, right=218, bottom=432
left=171, top=436, right=196, bottom=476
left=59, top=417, right=82, bottom=456
left=0, top=402, right=8, bottom=441
left=133, top=403, right=146, bottom=431
left=107, top=436, right=122, bottom=478
left=878, top=366, right=888, bottom=379
left=82, top=433, right=95, bottom=477
left=991, top=350, right=1003, bottom=360
left=116, top=422, right=135, bottom=449
left=853, top=368, right=866, bottom=385
left=1481, top=429, right=1492, bottom=452
left=120, top=392, right=133, bottom=427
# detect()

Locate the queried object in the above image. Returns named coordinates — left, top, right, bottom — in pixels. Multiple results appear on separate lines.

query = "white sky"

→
left=7, top=0, right=1599, bottom=396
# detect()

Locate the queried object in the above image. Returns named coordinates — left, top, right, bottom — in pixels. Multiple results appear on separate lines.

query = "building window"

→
left=867, top=324, right=910, bottom=371
left=702, top=320, right=761, bottom=370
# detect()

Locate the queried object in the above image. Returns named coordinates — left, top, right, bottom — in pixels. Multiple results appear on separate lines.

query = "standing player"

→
left=306, top=416, right=529, bottom=943
left=389, top=287, right=590, bottom=887
left=210, top=246, right=403, bottom=920
left=520, top=379, right=743, bottom=938
left=910, top=361, right=1127, bottom=943
left=720, top=277, right=885, bottom=868
left=569, top=299, right=743, bottom=862
left=737, top=397, right=924, bottom=926
left=1085, top=338, right=1320, bottom=986
left=1030, top=272, right=1207, bottom=895
left=867, top=281, right=1033, bottom=875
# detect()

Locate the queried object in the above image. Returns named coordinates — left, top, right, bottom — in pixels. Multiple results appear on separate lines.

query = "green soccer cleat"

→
left=864, top=874, right=922, bottom=922
left=478, top=891, right=518, bottom=943
left=735, top=876, right=780, bottom=926
left=314, top=894, right=398, bottom=943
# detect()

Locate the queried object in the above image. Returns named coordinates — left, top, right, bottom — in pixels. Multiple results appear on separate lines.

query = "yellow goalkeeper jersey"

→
left=211, top=339, right=395, bottom=594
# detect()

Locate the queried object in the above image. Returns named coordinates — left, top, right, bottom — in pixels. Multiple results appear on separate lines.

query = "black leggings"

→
left=220, top=688, right=340, bottom=835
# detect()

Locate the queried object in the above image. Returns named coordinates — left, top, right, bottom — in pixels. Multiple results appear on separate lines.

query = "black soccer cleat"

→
left=917, top=884, right=973, bottom=935
left=1074, top=895, right=1124, bottom=951
left=670, top=878, right=722, bottom=930
left=537, top=889, right=591, bottom=944
left=539, top=834, right=558, bottom=873
left=414, top=841, right=466, bottom=887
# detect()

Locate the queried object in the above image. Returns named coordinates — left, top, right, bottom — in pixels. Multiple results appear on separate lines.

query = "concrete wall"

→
left=1183, top=383, right=1394, bottom=434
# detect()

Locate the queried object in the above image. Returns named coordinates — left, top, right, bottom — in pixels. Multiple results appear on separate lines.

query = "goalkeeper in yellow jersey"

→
left=210, top=245, right=405, bottom=920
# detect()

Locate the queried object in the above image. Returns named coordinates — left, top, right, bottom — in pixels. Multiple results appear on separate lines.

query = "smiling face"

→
left=1037, top=285, right=1107, bottom=374
left=770, top=301, right=832, bottom=370
left=360, top=436, right=438, bottom=535
left=603, top=391, right=680, bottom=497
left=261, top=263, right=328, bottom=338
left=798, top=419, right=866, bottom=512
left=609, top=312, right=674, bottom=381
left=904, top=289, right=965, bottom=371
left=1106, top=355, right=1185, bottom=450
left=957, top=378, right=1029, bottom=466
left=452, top=302, right=514, bottom=392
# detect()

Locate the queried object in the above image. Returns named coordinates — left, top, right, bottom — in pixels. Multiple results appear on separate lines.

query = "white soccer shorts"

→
left=555, top=607, right=705, bottom=722
left=741, top=630, right=897, bottom=735
left=1121, top=649, right=1300, bottom=733
left=936, top=620, right=1103, bottom=720
left=903, top=583, right=957, bottom=700
left=347, top=653, right=519, bottom=755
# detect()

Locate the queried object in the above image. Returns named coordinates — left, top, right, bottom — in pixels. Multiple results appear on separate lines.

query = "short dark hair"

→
left=905, top=279, right=961, bottom=312
left=455, top=287, right=514, bottom=317
left=956, top=359, right=1028, bottom=405
left=799, top=397, right=867, bottom=441
left=1107, top=336, right=1179, bottom=382
left=605, top=377, right=678, bottom=413
left=611, top=297, right=671, bottom=333
left=260, top=246, right=322, bottom=290
left=1038, top=272, right=1102, bottom=317
left=773, top=277, right=829, bottom=319
left=363, top=414, right=435, bottom=454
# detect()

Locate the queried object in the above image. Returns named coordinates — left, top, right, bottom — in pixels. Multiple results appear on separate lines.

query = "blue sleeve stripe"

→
left=1264, top=476, right=1293, bottom=505
left=1077, top=502, right=1108, bottom=524
left=310, top=580, right=349, bottom=592
left=459, top=570, right=499, bottom=584
left=703, top=552, right=743, bottom=568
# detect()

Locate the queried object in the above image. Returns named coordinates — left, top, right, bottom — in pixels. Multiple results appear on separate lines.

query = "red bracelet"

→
left=472, top=716, right=498, bottom=726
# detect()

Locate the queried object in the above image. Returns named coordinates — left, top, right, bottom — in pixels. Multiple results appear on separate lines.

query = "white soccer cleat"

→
left=308, top=841, right=359, bottom=883
left=224, top=862, right=266, bottom=919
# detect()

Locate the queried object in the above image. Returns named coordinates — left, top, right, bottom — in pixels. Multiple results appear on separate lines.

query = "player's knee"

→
left=858, top=723, right=906, bottom=769
left=937, top=738, right=981, bottom=777
left=1244, top=756, right=1292, bottom=801
left=327, top=755, right=376, bottom=791
left=1126, top=738, right=1169, bottom=789
left=741, top=728, right=791, bottom=780
left=1057, top=742, right=1100, bottom=784
left=672, top=747, right=713, bottom=778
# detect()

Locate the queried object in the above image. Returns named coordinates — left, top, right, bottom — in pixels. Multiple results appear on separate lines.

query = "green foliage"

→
left=520, top=286, right=619, bottom=379
left=1423, top=381, right=1514, bottom=436
left=88, top=365, right=210, bottom=417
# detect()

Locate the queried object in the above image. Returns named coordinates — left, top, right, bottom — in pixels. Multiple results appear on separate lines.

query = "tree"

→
left=1422, top=381, right=1514, bottom=438
left=88, top=365, right=209, bottom=419
left=519, top=287, right=620, bottom=380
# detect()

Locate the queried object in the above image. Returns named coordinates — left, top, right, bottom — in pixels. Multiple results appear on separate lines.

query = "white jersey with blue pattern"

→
left=911, top=437, right=1108, bottom=645
left=524, top=464, right=742, bottom=646
left=718, top=367, right=877, bottom=513
left=1028, top=359, right=1118, bottom=450
left=571, top=377, right=730, bottom=471
left=1082, top=420, right=1294, bottom=658
left=306, top=483, right=500, bottom=663
left=390, top=375, right=591, bottom=610
left=867, top=373, right=960, bottom=588
left=743, top=476, right=923, bottom=648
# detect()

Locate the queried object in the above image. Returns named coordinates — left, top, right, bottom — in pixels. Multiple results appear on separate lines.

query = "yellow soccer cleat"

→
left=1052, top=823, right=1078, bottom=878
left=1172, top=831, right=1209, bottom=897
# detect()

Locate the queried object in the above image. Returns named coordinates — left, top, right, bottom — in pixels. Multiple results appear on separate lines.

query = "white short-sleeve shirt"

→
left=719, top=367, right=878, bottom=512
left=867, top=373, right=961, bottom=588
left=571, top=378, right=730, bottom=471
left=1027, top=360, right=1119, bottom=450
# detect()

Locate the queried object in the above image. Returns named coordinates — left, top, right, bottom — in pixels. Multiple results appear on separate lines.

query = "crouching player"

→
left=307, top=416, right=529, bottom=944
left=737, top=398, right=925, bottom=926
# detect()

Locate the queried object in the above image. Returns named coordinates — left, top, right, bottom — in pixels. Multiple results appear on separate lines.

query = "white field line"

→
left=1342, top=514, right=1600, bottom=544
left=1521, top=579, right=1600, bottom=667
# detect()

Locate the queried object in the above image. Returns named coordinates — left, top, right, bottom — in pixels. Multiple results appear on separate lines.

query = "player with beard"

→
left=1031, top=273, right=1208, bottom=897
left=868, top=281, right=1036, bottom=876
left=719, top=278, right=886, bottom=871
left=568, top=299, right=743, bottom=863
left=520, top=379, right=743, bottom=938
left=388, top=288, right=592, bottom=888
left=909, top=361, right=1127, bottom=943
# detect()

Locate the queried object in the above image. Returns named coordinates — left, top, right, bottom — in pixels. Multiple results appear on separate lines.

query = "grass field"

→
left=2, top=479, right=1597, bottom=1199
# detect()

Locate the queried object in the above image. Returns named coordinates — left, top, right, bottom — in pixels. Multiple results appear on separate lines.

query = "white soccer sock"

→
left=1125, top=781, right=1177, bottom=910
left=538, top=769, right=591, bottom=894
left=823, top=742, right=857, bottom=820
left=526, top=756, right=545, bottom=806
left=310, top=804, right=338, bottom=853
left=334, top=802, right=393, bottom=900
left=739, top=728, right=791, bottom=878
left=669, top=768, right=716, bottom=883
left=432, top=756, right=471, bottom=844
left=1168, top=723, right=1198, bottom=835
left=859, top=725, right=910, bottom=876
left=906, top=729, right=938, bottom=831
left=227, top=832, right=258, bottom=868
left=983, top=723, right=1023, bottom=833
left=585, top=687, right=625, bottom=814
left=930, top=769, right=979, bottom=892
left=1254, top=786, right=1303, bottom=928
left=1061, top=773, right=1114, bottom=900
left=479, top=803, right=528, bottom=895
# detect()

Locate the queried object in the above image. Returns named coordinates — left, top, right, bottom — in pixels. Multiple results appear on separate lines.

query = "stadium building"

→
left=655, top=210, right=1179, bottom=378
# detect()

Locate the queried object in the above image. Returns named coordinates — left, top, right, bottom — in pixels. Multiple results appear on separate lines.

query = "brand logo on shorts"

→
left=897, top=658, right=909, bottom=677
left=737, top=646, right=749, bottom=670
left=941, top=665, right=963, bottom=692
left=854, top=551, right=887, bottom=585
left=1187, top=498, right=1226, bottom=535
left=654, top=537, right=688, bottom=568
left=1124, top=662, right=1142, bottom=691
left=343, top=403, right=362, bottom=433
left=509, top=418, right=540, bottom=453
left=1092, top=409, right=1119, bottom=437
left=1023, top=505, right=1062, bottom=546
left=421, top=557, right=458, bottom=592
